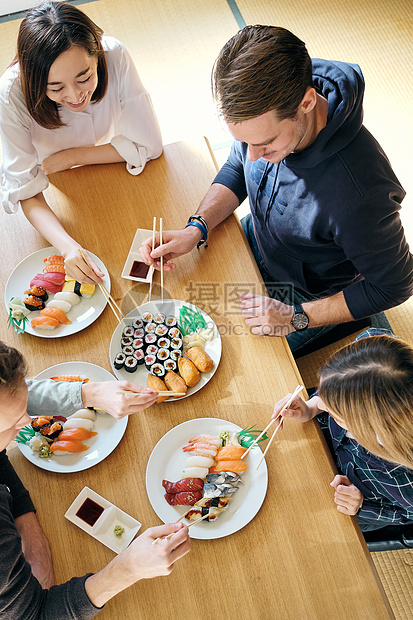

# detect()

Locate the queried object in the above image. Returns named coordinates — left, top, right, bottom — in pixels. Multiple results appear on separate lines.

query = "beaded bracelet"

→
left=185, top=221, right=208, bottom=249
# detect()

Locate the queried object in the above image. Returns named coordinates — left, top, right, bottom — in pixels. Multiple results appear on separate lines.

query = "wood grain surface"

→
left=1, top=139, right=392, bottom=619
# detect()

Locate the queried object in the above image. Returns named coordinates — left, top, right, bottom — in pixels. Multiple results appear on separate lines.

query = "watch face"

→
left=292, top=312, right=309, bottom=331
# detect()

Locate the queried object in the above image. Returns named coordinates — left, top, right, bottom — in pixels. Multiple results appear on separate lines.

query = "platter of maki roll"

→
left=109, top=300, right=221, bottom=401
left=15, top=362, right=128, bottom=473
left=4, top=247, right=110, bottom=338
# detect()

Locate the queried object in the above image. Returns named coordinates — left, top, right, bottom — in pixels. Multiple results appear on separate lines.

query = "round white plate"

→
left=4, top=246, right=110, bottom=338
left=146, top=418, right=268, bottom=540
left=109, top=299, right=222, bottom=401
left=16, top=362, right=128, bottom=473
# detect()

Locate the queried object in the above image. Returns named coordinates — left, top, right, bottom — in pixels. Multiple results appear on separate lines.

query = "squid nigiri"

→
left=50, top=440, right=89, bottom=454
left=57, top=428, right=97, bottom=441
left=31, top=316, right=59, bottom=330
left=40, top=307, right=71, bottom=325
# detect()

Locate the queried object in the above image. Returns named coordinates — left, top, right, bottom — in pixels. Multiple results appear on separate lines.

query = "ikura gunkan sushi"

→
left=24, top=286, right=48, bottom=301
left=24, top=295, right=45, bottom=311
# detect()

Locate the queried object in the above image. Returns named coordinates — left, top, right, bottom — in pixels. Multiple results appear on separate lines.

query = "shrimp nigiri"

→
left=182, top=443, right=218, bottom=458
left=44, top=255, right=64, bottom=265
left=43, top=264, right=66, bottom=274
left=57, top=428, right=97, bottom=441
left=40, top=307, right=71, bottom=325
left=50, top=375, right=88, bottom=383
left=49, top=440, right=89, bottom=454
left=186, top=435, right=222, bottom=448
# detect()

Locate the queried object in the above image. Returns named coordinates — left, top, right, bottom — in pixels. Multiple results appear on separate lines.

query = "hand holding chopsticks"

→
left=77, top=249, right=124, bottom=323
left=255, top=384, right=304, bottom=470
left=152, top=513, right=209, bottom=544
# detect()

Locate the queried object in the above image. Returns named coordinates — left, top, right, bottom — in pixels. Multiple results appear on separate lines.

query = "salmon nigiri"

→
left=50, top=440, right=89, bottom=454
left=57, top=428, right=97, bottom=441
left=31, top=316, right=59, bottom=330
left=215, top=445, right=247, bottom=460
left=40, top=307, right=71, bottom=325
left=209, top=459, right=247, bottom=473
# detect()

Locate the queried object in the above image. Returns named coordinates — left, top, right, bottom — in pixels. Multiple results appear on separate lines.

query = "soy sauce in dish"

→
left=76, top=498, right=105, bottom=526
left=129, top=261, right=149, bottom=278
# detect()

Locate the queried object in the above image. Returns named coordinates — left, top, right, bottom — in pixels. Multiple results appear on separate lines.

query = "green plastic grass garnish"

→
left=15, top=425, right=35, bottom=445
left=237, top=425, right=268, bottom=448
left=178, top=305, right=207, bottom=336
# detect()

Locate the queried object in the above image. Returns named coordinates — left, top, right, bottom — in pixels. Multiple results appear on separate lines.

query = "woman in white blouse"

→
left=0, top=1, right=162, bottom=283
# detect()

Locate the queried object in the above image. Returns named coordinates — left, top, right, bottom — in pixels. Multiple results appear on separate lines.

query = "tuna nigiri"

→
left=40, top=307, right=71, bottom=325
left=50, top=440, right=89, bottom=454
left=30, top=273, right=64, bottom=293
left=31, top=316, right=59, bottom=330
left=215, top=445, right=247, bottom=460
left=57, top=428, right=97, bottom=441
left=209, top=460, right=248, bottom=473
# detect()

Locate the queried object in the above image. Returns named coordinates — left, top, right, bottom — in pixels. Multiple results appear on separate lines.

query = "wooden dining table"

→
left=1, top=138, right=393, bottom=619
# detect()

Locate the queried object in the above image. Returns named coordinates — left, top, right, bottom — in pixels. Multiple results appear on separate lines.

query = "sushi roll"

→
left=157, top=337, right=170, bottom=350
left=141, top=312, right=153, bottom=323
left=114, top=352, right=126, bottom=370
left=24, top=286, right=48, bottom=301
left=146, top=344, right=158, bottom=356
left=122, top=325, right=135, bottom=338
left=144, top=354, right=157, bottom=370
left=133, top=349, right=145, bottom=365
left=155, top=324, right=168, bottom=337
left=124, top=356, right=138, bottom=373
left=168, top=327, right=181, bottom=339
left=134, top=328, right=145, bottom=339
left=170, top=337, right=183, bottom=351
left=46, top=299, right=71, bottom=313
left=132, top=338, right=144, bottom=350
left=157, top=348, right=169, bottom=362
left=164, top=359, right=177, bottom=372
left=150, top=363, right=166, bottom=378
left=153, top=313, right=165, bottom=324
left=165, top=315, right=177, bottom=327
left=144, top=334, right=157, bottom=347
left=122, top=345, right=134, bottom=357
left=24, top=295, right=45, bottom=311
left=170, top=349, right=182, bottom=362
left=54, top=291, right=80, bottom=306
left=132, top=317, right=144, bottom=329
left=144, top=322, right=157, bottom=334
left=121, top=336, right=134, bottom=349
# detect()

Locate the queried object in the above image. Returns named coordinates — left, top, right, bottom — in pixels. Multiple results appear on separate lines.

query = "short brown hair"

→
left=212, top=25, right=312, bottom=123
left=319, top=335, right=413, bottom=470
left=0, top=342, right=28, bottom=395
left=17, top=1, right=108, bottom=130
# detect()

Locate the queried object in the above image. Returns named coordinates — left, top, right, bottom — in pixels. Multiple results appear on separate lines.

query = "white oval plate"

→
left=16, top=362, right=128, bottom=473
left=145, top=418, right=268, bottom=540
left=109, top=299, right=222, bottom=401
left=4, top=246, right=110, bottom=338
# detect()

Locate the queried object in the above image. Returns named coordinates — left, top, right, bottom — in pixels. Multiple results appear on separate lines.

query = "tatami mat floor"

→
left=1, top=0, right=412, bottom=617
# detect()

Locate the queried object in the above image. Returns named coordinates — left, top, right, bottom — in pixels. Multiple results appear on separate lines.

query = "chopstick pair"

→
left=77, top=249, right=124, bottom=323
left=116, top=390, right=186, bottom=397
left=255, top=384, right=304, bottom=470
left=152, top=512, right=209, bottom=544
left=148, top=216, right=164, bottom=303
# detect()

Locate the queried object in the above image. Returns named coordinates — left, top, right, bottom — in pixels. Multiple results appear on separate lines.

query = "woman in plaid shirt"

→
left=273, top=329, right=413, bottom=532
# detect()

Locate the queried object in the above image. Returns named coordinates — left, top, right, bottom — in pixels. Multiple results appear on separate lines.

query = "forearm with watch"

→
left=290, top=291, right=354, bottom=332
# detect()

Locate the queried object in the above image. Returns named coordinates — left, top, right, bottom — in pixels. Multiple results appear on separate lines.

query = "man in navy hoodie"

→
left=141, top=26, right=413, bottom=353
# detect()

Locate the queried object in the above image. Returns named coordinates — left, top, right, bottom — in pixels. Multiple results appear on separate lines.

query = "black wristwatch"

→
left=291, top=303, right=309, bottom=332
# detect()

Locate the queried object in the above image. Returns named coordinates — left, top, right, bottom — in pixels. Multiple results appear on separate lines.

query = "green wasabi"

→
left=114, top=525, right=125, bottom=538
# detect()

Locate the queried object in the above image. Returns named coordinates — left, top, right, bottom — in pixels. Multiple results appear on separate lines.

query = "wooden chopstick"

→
left=152, top=512, right=209, bottom=544
left=77, top=249, right=124, bottom=323
left=148, top=216, right=156, bottom=303
left=115, top=390, right=186, bottom=397
left=159, top=217, right=164, bottom=303
left=241, top=384, right=304, bottom=460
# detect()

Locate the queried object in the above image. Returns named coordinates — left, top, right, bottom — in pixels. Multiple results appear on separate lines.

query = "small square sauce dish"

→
left=65, top=486, right=142, bottom=553
left=122, top=228, right=154, bottom=283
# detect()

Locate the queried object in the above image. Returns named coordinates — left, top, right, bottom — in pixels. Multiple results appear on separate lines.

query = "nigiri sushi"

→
left=50, top=375, right=89, bottom=383
left=162, top=478, right=204, bottom=494
left=40, top=307, right=71, bottom=325
left=50, top=440, right=89, bottom=454
left=46, top=299, right=71, bottom=313
left=54, top=291, right=81, bottom=306
left=70, top=408, right=97, bottom=421
left=24, top=295, right=45, bottom=311
left=184, top=455, right=216, bottom=469
left=164, top=491, right=203, bottom=506
left=31, top=316, right=59, bottom=330
left=180, top=466, right=209, bottom=480
left=209, top=460, right=247, bottom=473
left=30, top=273, right=64, bottom=293
left=215, top=445, right=246, bottom=460
left=57, top=428, right=97, bottom=441
left=187, top=435, right=222, bottom=448
left=63, top=279, right=95, bottom=298
left=43, top=264, right=65, bottom=274
left=63, top=418, right=94, bottom=431
left=44, top=255, right=64, bottom=265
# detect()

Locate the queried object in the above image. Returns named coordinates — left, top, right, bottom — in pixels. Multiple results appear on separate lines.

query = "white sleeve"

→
left=0, top=85, right=49, bottom=213
left=109, top=43, right=163, bottom=176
